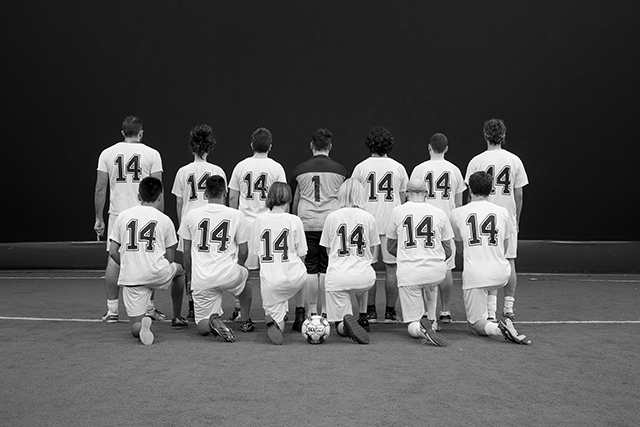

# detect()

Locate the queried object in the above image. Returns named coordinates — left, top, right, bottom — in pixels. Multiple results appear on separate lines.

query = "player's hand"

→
left=94, top=219, right=105, bottom=238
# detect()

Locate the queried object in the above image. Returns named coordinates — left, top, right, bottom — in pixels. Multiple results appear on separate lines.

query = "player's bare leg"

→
left=366, top=274, right=378, bottom=322
left=318, top=273, right=326, bottom=316
left=384, top=263, right=400, bottom=322
left=103, top=256, right=120, bottom=322
left=438, top=270, right=453, bottom=323
left=170, top=270, right=185, bottom=320
left=238, top=281, right=253, bottom=323
left=503, top=259, right=517, bottom=320
left=303, top=273, right=319, bottom=315
left=424, top=284, right=438, bottom=322
left=292, top=281, right=306, bottom=331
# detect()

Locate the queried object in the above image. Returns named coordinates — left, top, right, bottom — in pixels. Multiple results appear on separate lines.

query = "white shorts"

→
left=398, top=281, right=441, bottom=323
left=371, top=235, right=396, bottom=265
left=463, top=285, right=505, bottom=324
left=325, top=286, right=370, bottom=322
left=192, top=266, right=248, bottom=324
left=121, top=263, right=184, bottom=317
left=505, top=229, right=518, bottom=259
left=262, top=300, right=289, bottom=326
left=445, top=242, right=456, bottom=270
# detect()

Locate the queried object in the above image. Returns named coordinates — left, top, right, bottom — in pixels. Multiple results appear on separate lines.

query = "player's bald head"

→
left=406, top=178, right=427, bottom=194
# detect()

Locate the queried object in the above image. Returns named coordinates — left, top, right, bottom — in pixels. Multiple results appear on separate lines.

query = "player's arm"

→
left=454, top=192, right=463, bottom=208
left=386, top=238, right=398, bottom=257
left=109, top=241, right=121, bottom=265
left=183, top=239, right=192, bottom=284
left=229, top=189, right=240, bottom=209
left=165, top=243, right=176, bottom=263
left=176, top=196, right=184, bottom=225
left=399, top=191, right=406, bottom=204
left=442, top=239, right=452, bottom=261
left=237, top=242, right=249, bottom=266
left=151, top=171, right=164, bottom=212
left=94, top=171, right=109, bottom=237
left=291, top=185, right=300, bottom=215
left=514, top=187, right=524, bottom=226
left=454, top=239, right=464, bottom=256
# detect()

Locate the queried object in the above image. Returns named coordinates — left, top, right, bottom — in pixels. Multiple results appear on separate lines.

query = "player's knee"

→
left=196, top=320, right=210, bottom=336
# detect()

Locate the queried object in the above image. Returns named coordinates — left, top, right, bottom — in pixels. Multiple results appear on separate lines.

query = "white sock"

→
left=487, top=294, right=497, bottom=319
left=308, top=303, right=318, bottom=315
left=484, top=321, right=501, bottom=337
left=107, top=299, right=118, bottom=314
left=504, top=296, right=515, bottom=314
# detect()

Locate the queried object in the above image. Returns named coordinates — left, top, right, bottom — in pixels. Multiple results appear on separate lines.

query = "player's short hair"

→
left=266, top=182, right=291, bottom=209
left=483, top=119, right=506, bottom=145
left=429, top=133, right=448, bottom=153
left=204, top=175, right=226, bottom=199
left=365, top=126, right=394, bottom=156
left=251, top=128, right=273, bottom=153
left=190, top=124, right=216, bottom=159
left=139, top=176, right=163, bottom=202
left=338, top=178, right=366, bottom=209
left=468, top=171, right=493, bottom=197
left=122, top=116, right=143, bottom=137
left=312, top=128, right=332, bottom=151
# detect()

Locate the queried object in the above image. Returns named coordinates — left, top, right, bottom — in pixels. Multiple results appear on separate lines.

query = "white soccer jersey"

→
left=352, top=156, right=408, bottom=233
left=171, top=161, right=227, bottom=222
left=97, top=142, right=163, bottom=216
left=229, top=157, right=286, bottom=221
left=109, top=205, right=177, bottom=286
left=251, top=212, right=308, bottom=305
left=320, top=207, right=380, bottom=291
left=386, top=202, right=454, bottom=286
left=449, top=200, right=514, bottom=290
left=465, top=148, right=528, bottom=226
left=410, top=159, right=465, bottom=216
left=178, top=204, right=250, bottom=291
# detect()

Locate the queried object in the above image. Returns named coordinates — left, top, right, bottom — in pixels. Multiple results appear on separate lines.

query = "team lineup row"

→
left=94, top=117, right=530, bottom=346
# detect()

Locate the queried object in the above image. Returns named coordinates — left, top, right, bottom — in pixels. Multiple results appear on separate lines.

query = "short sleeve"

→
left=151, top=150, right=163, bottom=174
left=236, top=214, right=251, bottom=245
left=295, top=217, right=308, bottom=257
left=385, top=210, right=398, bottom=239
left=320, top=216, right=332, bottom=248
left=177, top=211, right=192, bottom=240
left=171, top=168, right=184, bottom=197
left=449, top=211, right=462, bottom=241
left=369, top=217, right=381, bottom=246
left=108, top=214, right=123, bottom=245
left=440, top=211, right=454, bottom=241
left=163, top=216, right=178, bottom=248
left=398, top=164, right=409, bottom=192
left=97, top=149, right=108, bottom=172
left=229, top=164, right=241, bottom=191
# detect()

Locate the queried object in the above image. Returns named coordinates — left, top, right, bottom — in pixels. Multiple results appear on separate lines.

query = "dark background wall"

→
left=2, top=1, right=639, bottom=243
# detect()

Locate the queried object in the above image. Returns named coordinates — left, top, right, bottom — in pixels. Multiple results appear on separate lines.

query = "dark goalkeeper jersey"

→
left=291, top=154, right=347, bottom=231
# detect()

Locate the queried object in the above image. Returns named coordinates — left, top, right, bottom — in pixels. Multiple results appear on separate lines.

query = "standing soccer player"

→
left=409, top=133, right=465, bottom=324
left=290, top=129, right=347, bottom=325
left=386, top=178, right=453, bottom=347
left=228, top=127, right=286, bottom=321
left=108, top=177, right=187, bottom=345
left=320, top=179, right=380, bottom=345
left=252, top=183, right=308, bottom=345
left=178, top=175, right=254, bottom=342
left=465, top=119, right=528, bottom=320
left=172, top=124, right=226, bottom=320
left=94, top=116, right=165, bottom=323
left=449, top=171, right=530, bottom=344
left=351, top=126, right=408, bottom=323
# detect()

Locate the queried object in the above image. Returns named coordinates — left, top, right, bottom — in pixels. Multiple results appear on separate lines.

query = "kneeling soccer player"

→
left=251, top=182, right=308, bottom=345
left=386, top=178, right=453, bottom=347
left=108, top=177, right=187, bottom=345
left=178, top=175, right=254, bottom=343
left=449, top=171, right=531, bottom=345
left=320, top=178, right=380, bottom=344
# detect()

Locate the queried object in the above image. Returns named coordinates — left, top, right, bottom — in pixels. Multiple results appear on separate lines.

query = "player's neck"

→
left=406, top=195, right=425, bottom=203
left=429, top=153, right=445, bottom=160
left=486, top=143, right=502, bottom=151
left=124, top=137, right=142, bottom=144
left=207, top=198, right=225, bottom=205
left=371, top=153, right=388, bottom=158
left=312, top=150, right=330, bottom=157
left=252, top=152, right=270, bottom=159
left=470, top=194, right=489, bottom=202
left=140, top=201, right=159, bottom=208
left=270, top=205, right=287, bottom=214
left=193, top=154, right=208, bottom=162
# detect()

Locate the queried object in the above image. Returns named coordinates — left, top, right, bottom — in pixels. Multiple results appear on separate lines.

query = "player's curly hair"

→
left=312, top=128, right=332, bottom=151
left=251, top=127, right=273, bottom=153
left=204, top=175, right=226, bottom=199
left=139, top=177, right=163, bottom=202
left=468, top=171, right=493, bottom=197
left=190, top=124, right=216, bottom=159
left=483, top=119, right=506, bottom=145
left=122, top=116, right=143, bottom=137
left=365, top=126, right=394, bottom=156
left=266, top=182, right=292, bottom=209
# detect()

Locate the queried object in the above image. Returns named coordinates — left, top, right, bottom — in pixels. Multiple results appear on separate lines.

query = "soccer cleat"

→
left=503, top=312, right=516, bottom=322
left=265, top=315, right=283, bottom=345
left=366, top=306, right=378, bottom=324
left=343, top=314, right=370, bottom=344
left=209, top=314, right=235, bottom=342
left=101, top=312, right=119, bottom=323
left=187, top=301, right=195, bottom=322
left=498, top=318, right=531, bottom=345
left=357, top=314, right=370, bottom=332
left=146, top=308, right=167, bottom=322
left=439, top=312, right=452, bottom=324
left=228, top=307, right=242, bottom=322
left=139, top=317, right=154, bottom=345
left=419, top=317, right=447, bottom=347
left=172, top=317, right=188, bottom=328
left=384, top=308, right=401, bottom=323
left=292, top=307, right=306, bottom=332
left=321, top=312, right=327, bottom=319
left=240, top=319, right=256, bottom=333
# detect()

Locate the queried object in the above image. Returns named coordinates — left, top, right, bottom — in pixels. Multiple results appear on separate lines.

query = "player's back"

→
left=98, top=142, right=163, bottom=215
left=172, top=161, right=227, bottom=222
left=465, top=149, right=528, bottom=220
left=449, top=200, right=513, bottom=289
left=410, top=159, right=465, bottom=216
left=352, top=157, right=408, bottom=232
left=229, top=157, right=286, bottom=220
left=291, top=155, right=347, bottom=231
left=388, top=202, right=453, bottom=285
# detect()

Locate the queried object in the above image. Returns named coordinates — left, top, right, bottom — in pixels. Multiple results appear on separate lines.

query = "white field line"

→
left=0, top=276, right=104, bottom=280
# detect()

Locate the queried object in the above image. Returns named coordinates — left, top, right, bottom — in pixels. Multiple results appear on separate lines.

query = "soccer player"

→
left=251, top=182, right=308, bottom=345
left=108, top=177, right=187, bottom=345
left=465, top=119, right=528, bottom=320
left=409, top=133, right=465, bottom=324
left=228, top=128, right=286, bottom=322
left=178, top=175, right=254, bottom=342
left=449, top=171, right=531, bottom=345
left=386, top=178, right=453, bottom=347
left=94, top=116, right=165, bottom=323
left=290, top=128, right=347, bottom=325
left=171, top=124, right=226, bottom=320
left=320, top=178, right=380, bottom=345
left=351, top=126, right=408, bottom=323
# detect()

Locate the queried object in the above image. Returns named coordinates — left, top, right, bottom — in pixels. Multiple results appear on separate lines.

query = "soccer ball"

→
left=301, top=315, right=330, bottom=344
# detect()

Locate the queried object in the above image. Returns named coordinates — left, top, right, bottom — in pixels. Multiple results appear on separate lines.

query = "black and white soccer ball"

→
left=301, top=315, right=330, bottom=344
